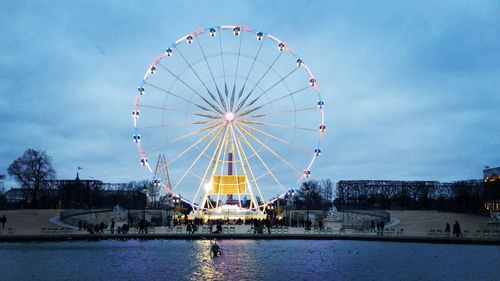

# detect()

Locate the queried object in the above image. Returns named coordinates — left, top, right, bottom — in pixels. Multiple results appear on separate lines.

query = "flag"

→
left=78, top=166, right=83, bottom=170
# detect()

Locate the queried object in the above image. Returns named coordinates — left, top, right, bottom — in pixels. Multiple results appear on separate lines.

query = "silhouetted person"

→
left=110, top=219, right=115, bottom=234
left=371, top=220, right=375, bottom=232
left=1, top=215, right=7, bottom=228
left=445, top=223, right=451, bottom=235
left=453, top=221, right=461, bottom=237
left=78, top=220, right=82, bottom=231
left=211, top=240, right=222, bottom=257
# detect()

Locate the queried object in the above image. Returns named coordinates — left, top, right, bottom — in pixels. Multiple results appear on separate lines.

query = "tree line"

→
left=0, top=149, right=489, bottom=213
left=336, top=180, right=486, bottom=213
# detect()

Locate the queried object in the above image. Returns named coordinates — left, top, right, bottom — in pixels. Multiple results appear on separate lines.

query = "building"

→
left=484, top=166, right=500, bottom=212
left=5, top=188, right=31, bottom=203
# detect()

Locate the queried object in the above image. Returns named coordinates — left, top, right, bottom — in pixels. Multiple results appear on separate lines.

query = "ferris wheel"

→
left=132, top=25, right=325, bottom=219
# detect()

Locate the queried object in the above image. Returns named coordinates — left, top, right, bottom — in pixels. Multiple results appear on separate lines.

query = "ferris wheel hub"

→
left=224, top=112, right=235, bottom=122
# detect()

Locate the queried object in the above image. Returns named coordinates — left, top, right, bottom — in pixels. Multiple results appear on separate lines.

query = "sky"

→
left=1, top=0, right=499, bottom=192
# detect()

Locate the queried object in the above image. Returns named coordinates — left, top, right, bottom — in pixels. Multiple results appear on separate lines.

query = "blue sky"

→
left=1, top=0, right=499, bottom=191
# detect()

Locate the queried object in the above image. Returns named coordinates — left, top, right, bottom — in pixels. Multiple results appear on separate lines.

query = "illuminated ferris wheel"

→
left=132, top=25, right=325, bottom=219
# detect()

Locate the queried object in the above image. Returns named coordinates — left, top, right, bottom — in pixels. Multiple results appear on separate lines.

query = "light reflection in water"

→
left=189, top=240, right=263, bottom=281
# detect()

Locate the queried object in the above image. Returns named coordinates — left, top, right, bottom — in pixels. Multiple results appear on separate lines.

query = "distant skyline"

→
left=1, top=1, right=499, bottom=189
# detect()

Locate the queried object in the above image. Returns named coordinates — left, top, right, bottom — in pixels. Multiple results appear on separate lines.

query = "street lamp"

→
left=285, top=188, right=295, bottom=226
left=142, top=184, right=148, bottom=221
left=268, top=203, right=275, bottom=220
left=173, top=195, right=180, bottom=225
left=305, top=186, right=311, bottom=230
left=166, top=193, right=173, bottom=226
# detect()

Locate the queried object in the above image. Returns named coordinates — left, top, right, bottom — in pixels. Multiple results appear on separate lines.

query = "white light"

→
left=224, top=112, right=235, bottom=121
left=204, top=181, right=212, bottom=192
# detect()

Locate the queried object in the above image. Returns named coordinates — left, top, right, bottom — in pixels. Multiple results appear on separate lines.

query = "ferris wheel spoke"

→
left=173, top=47, right=225, bottom=112
left=240, top=85, right=312, bottom=117
left=146, top=82, right=219, bottom=115
left=149, top=121, right=221, bottom=152
left=191, top=125, right=229, bottom=210
left=173, top=125, right=224, bottom=190
left=238, top=122, right=310, bottom=154
left=238, top=67, right=300, bottom=114
left=138, top=104, right=220, bottom=120
left=238, top=119, right=316, bottom=132
left=234, top=38, right=265, bottom=107
left=167, top=125, right=220, bottom=166
left=233, top=125, right=286, bottom=193
left=243, top=106, right=316, bottom=119
left=235, top=51, right=283, bottom=113
left=195, top=34, right=228, bottom=112
left=156, top=62, right=223, bottom=115
left=230, top=33, right=243, bottom=111
left=215, top=125, right=231, bottom=208
left=230, top=125, right=266, bottom=208
left=236, top=123, right=302, bottom=175
left=138, top=120, right=210, bottom=131
left=217, top=28, right=228, bottom=95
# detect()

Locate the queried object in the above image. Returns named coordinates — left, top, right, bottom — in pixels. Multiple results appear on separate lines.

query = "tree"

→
left=296, top=180, right=323, bottom=209
left=321, top=179, right=334, bottom=205
left=0, top=175, right=5, bottom=207
left=8, top=149, right=56, bottom=208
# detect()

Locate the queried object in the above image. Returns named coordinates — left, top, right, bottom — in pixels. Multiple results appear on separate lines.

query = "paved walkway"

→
left=1, top=209, right=499, bottom=243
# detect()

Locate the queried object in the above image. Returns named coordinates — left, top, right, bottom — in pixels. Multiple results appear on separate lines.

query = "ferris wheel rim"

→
left=133, top=25, right=325, bottom=210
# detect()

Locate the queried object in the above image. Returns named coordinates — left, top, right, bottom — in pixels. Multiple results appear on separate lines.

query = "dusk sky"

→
left=1, top=0, right=499, bottom=190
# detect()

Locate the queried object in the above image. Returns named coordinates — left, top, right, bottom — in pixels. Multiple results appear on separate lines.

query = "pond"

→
left=1, top=240, right=499, bottom=281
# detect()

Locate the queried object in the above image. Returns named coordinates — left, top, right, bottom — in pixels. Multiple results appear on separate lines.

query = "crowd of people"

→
left=370, top=220, right=386, bottom=235
left=78, top=218, right=130, bottom=235
left=72, top=215, right=468, bottom=238
left=445, top=221, right=462, bottom=237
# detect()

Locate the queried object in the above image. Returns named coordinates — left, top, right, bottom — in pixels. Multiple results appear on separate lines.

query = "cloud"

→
left=0, top=1, right=499, bottom=201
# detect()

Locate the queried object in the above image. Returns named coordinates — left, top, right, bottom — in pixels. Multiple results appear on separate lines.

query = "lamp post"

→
left=173, top=195, right=180, bottom=225
left=167, top=193, right=173, bottom=227
left=285, top=188, right=295, bottom=226
left=142, top=184, right=148, bottom=221
left=305, top=186, right=311, bottom=230
left=268, top=203, right=275, bottom=220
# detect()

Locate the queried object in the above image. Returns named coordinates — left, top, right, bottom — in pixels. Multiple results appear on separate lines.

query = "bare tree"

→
left=321, top=179, right=334, bottom=204
left=8, top=149, right=56, bottom=208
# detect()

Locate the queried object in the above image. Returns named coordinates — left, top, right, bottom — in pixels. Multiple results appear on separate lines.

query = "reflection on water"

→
left=0, top=240, right=499, bottom=281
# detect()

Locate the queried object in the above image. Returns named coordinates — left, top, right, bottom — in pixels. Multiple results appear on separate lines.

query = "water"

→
left=0, top=240, right=499, bottom=281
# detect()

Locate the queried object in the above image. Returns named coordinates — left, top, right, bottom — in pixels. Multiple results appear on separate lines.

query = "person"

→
left=78, top=220, right=82, bottom=231
left=110, top=218, right=115, bottom=234
left=265, top=219, right=272, bottom=234
left=211, top=240, right=222, bottom=257
left=371, top=220, right=375, bottom=232
left=1, top=215, right=6, bottom=228
left=139, top=219, right=145, bottom=234
left=445, top=223, right=451, bottom=235
left=122, top=223, right=129, bottom=234
left=453, top=221, right=461, bottom=238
